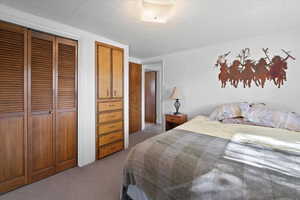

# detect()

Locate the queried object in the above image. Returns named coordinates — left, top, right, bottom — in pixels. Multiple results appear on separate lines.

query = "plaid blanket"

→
left=122, top=129, right=300, bottom=200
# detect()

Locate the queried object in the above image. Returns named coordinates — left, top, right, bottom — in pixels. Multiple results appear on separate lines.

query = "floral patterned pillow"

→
left=210, top=102, right=300, bottom=132
left=244, top=106, right=300, bottom=132
left=284, top=112, right=300, bottom=132
left=209, top=102, right=249, bottom=121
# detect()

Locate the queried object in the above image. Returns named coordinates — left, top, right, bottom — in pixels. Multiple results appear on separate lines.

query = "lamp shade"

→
left=169, top=87, right=180, bottom=100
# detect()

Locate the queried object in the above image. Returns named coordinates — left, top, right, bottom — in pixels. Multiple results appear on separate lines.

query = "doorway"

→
left=145, top=71, right=157, bottom=124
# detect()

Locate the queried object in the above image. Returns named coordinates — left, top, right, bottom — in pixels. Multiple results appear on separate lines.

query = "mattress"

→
left=121, top=116, right=300, bottom=200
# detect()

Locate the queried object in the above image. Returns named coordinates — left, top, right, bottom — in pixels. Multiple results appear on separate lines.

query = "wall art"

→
left=215, top=48, right=295, bottom=88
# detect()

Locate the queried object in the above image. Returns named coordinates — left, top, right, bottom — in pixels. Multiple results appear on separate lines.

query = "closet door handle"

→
left=114, top=90, right=117, bottom=97
left=107, top=89, right=109, bottom=97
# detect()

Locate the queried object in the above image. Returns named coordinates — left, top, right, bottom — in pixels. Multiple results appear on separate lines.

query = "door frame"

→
left=142, top=61, right=164, bottom=129
left=144, top=71, right=157, bottom=124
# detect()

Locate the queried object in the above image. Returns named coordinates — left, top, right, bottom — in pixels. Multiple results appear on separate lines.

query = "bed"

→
left=121, top=107, right=300, bottom=200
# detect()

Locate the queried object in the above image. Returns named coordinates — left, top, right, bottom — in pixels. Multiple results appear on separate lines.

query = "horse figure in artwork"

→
left=264, top=49, right=295, bottom=88
left=240, top=59, right=255, bottom=88
left=215, top=51, right=231, bottom=88
left=254, top=58, right=270, bottom=88
left=269, top=56, right=288, bottom=88
left=218, top=61, right=230, bottom=88
left=229, top=60, right=241, bottom=88
left=215, top=48, right=295, bottom=89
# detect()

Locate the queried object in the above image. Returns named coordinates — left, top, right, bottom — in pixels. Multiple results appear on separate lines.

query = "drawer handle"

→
left=109, top=125, right=116, bottom=129
left=109, top=115, right=116, bottom=118
left=108, top=104, right=114, bottom=107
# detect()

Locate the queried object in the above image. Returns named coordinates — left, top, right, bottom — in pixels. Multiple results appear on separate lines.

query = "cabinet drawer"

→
left=166, top=115, right=184, bottom=124
left=98, top=111, right=122, bottom=124
left=98, top=101, right=122, bottom=112
left=99, top=131, right=123, bottom=146
left=99, top=141, right=123, bottom=158
left=98, top=121, right=123, bottom=135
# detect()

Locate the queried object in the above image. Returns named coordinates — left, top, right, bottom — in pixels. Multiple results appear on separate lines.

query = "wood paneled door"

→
left=0, top=21, right=28, bottom=193
left=129, top=62, right=142, bottom=134
left=145, top=71, right=157, bottom=124
left=55, top=38, right=77, bottom=172
left=28, top=31, right=56, bottom=183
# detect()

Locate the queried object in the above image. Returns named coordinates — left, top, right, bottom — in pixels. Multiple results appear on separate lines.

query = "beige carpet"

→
left=0, top=124, right=163, bottom=200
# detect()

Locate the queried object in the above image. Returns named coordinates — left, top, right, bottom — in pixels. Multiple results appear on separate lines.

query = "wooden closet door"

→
left=0, top=22, right=28, bottom=193
left=112, top=49, right=123, bottom=98
left=55, top=37, right=77, bottom=172
left=145, top=71, right=157, bottom=123
left=129, top=62, right=142, bottom=133
left=97, top=46, right=111, bottom=99
left=28, top=31, right=56, bottom=183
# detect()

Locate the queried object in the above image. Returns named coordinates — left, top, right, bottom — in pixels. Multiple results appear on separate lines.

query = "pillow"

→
left=221, top=117, right=272, bottom=127
left=209, top=103, right=249, bottom=121
left=284, top=112, right=300, bottom=132
left=244, top=106, right=300, bottom=132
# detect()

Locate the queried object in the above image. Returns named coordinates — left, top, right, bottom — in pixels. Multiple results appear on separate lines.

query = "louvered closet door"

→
left=0, top=22, right=28, bottom=193
left=28, top=31, right=56, bottom=183
left=55, top=37, right=77, bottom=172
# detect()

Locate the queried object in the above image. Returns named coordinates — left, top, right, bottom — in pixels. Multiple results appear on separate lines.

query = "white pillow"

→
left=244, top=106, right=300, bottom=132
left=209, top=102, right=249, bottom=121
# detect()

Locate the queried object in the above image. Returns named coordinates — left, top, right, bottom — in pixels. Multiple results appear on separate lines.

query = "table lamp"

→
left=169, top=87, right=181, bottom=115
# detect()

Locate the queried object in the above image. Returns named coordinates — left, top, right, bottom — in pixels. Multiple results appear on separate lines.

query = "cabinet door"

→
left=55, top=38, right=77, bottom=172
left=28, top=31, right=56, bottom=183
left=112, top=49, right=123, bottom=98
left=0, top=22, right=28, bottom=193
left=97, top=46, right=111, bottom=99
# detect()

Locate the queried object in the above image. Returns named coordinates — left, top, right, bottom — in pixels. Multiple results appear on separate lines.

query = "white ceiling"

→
left=0, top=0, right=299, bottom=58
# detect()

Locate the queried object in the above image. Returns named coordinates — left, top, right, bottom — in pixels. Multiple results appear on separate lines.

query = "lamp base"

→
left=173, top=99, right=181, bottom=115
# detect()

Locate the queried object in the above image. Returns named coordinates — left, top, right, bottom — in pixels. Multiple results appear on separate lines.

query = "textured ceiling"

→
left=0, top=0, right=299, bottom=58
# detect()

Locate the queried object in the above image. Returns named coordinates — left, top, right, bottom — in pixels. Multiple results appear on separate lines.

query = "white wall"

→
left=0, top=4, right=130, bottom=167
left=143, top=31, right=300, bottom=119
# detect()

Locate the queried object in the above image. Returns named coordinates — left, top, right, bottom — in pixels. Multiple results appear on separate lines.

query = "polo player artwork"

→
left=215, top=48, right=296, bottom=88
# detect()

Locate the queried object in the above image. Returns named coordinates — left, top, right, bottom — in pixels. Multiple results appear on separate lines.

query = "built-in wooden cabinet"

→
left=0, top=21, right=77, bottom=193
left=95, top=42, right=124, bottom=159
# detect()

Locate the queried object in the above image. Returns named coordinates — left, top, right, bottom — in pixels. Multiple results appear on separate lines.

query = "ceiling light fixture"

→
left=141, top=0, right=176, bottom=23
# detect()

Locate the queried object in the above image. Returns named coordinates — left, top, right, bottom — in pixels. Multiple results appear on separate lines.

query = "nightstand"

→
left=165, top=114, right=188, bottom=131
